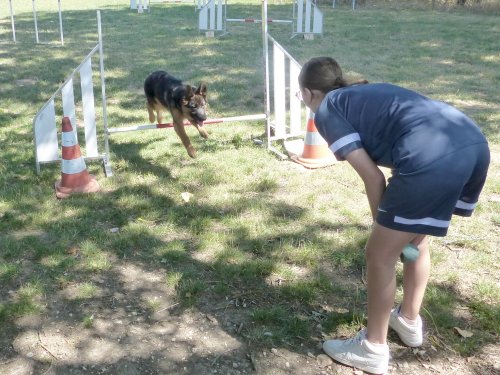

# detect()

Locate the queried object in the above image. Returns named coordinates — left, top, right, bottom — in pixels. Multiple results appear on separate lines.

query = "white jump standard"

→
left=198, top=0, right=322, bottom=39
left=33, top=11, right=110, bottom=176
left=6, top=0, right=64, bottom=44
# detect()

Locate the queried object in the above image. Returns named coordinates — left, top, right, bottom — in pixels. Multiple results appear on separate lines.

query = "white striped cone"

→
left=54, top=117, right=100, bottom=199
left=291, top=111, right=336, bottom=169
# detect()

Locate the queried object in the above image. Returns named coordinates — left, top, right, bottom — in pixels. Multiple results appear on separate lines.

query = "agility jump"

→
left=6, top=0, right=64, bottom=44
left=33, top=1, right=309, bottom=176
left=198, top=0, right=323, bottom=38
left=33, top=11, right=110, bottom=176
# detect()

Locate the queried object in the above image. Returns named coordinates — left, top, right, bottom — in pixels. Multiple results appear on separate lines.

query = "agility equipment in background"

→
left=196, top=0, right=209, bottom=9
left=130, top=0, right=148, bottom=12
left=6, top=0, right=64, bottom=44
left=198, top=0, right=323, bottom=39
left=54, top=117, right=101, bottom=199
left=264, top=34, right=304, bottom=158
left=287, top=111, right=337, bottom=169
left=294, top=0, right=323, bottom=39
left=151, top=0, right=198, bottom=5
left=33, top=11, right=111, bottom=176
left=333, top=0, right=357, bottom=10
left=33, top=2, right=333, bottom=176
left=132, top=0, right=203, bottom=10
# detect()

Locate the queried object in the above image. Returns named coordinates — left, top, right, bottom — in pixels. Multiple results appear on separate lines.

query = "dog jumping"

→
left=144, top=70, right=208, bottom=158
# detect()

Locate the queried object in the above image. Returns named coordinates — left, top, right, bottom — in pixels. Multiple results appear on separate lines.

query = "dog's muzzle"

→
left=191, top=109, right=207, bottom=125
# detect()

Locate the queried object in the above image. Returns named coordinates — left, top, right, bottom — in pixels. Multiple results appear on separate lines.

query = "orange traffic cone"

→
left=290, top=111, right=337, bottom=169
left=54, top=117, right=100, bottom=199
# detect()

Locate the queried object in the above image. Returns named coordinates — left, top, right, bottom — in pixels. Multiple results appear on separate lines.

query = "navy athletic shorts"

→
left=376, top=142, right=490, bottom=237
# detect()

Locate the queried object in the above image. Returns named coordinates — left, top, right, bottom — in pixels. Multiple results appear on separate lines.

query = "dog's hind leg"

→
left=156, top=110, right=164, bottom=124
left=147, top=102, right=156, bottom=123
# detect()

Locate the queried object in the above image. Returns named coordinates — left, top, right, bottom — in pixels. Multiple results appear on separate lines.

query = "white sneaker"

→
left=389, top=305, right=423, bottom=347
left=323, top=330, right=389, bottom=374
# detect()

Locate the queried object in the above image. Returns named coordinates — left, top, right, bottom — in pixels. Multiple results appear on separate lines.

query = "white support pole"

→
left=262, top=0, right=271, bottom=153
left=9, top=0, right=16, bottom=43
left=305, top=0, right=311, bottom=34
left=58, top=0, right=64, bottom=45
left=97, top=10, right=112, bottom=176
left=273, top=44, right=286, bottom=138
left=296, top=0, right=303, bottom=33
left=32, top=0, right=39, bottom=43
left=217, top=0, right=223, bottom=31
left=209, top=0, right=215, bottom=29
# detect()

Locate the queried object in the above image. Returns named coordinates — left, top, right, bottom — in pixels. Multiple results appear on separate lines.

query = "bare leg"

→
left=401, top=235, right=430, bottom=321
left=365, top=223, right=419, bottom=344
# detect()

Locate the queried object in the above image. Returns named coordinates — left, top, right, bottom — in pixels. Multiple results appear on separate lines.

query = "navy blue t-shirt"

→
left=314, top=83, right=487, bottom=172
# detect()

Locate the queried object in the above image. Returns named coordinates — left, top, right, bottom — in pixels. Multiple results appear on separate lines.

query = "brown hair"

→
left=298, top=56, right=368, bottom=93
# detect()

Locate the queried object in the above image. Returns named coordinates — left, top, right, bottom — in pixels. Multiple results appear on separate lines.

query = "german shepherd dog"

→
left=144, top=70, right=208, bottom=158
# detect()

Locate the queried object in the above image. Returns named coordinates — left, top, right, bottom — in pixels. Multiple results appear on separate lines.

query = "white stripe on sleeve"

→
left=329, top=133, right=361, bottom=153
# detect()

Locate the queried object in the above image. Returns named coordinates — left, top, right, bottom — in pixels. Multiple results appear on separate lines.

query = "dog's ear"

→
left=195, top=83, right=207, bottom=99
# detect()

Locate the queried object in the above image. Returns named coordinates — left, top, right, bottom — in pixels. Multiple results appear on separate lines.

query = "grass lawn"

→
left=1, top=1, right=499, bottom=374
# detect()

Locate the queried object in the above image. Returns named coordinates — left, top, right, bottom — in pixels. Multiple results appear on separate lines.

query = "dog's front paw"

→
left=187, top=145, right=197, bottom=158
left=199, top=128, right=209, bottom=139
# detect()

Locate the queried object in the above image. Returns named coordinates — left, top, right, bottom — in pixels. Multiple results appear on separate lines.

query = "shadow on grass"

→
left=1, top=131, right=498, bottom=373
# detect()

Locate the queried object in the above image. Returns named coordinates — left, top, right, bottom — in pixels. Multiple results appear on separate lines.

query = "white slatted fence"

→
left=33, top=11, right=111, bottom=176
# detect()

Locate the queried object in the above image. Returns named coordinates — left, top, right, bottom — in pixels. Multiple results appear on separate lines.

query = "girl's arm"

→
left=344, top=148, right=386, bottom=220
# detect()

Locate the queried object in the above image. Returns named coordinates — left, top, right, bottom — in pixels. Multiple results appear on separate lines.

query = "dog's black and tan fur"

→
left=144, top=70, right=208, bottom=158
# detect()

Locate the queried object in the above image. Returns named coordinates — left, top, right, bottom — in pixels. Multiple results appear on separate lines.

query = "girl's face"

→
left=299, top=86, right=312, bottom=108
left=298, top=86, right=325, bottom=113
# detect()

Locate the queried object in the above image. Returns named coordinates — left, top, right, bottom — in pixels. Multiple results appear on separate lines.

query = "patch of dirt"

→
left=1, top=260, right=498, bottom=375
